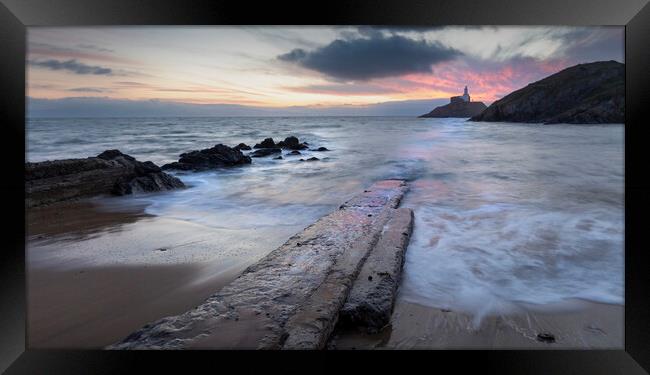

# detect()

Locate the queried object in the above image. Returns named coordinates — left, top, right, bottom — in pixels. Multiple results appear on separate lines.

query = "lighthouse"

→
left=462, top=86, right=470, bottom=102
left=449, top=86, right=471, bottom=104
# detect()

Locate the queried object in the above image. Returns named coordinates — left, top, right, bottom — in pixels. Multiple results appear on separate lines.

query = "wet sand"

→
left=27, top=199, right=624, bottom=350
left=26, top=199, right=261, bottom=348
left=28, top=263, right=242, bottom=348
left=27, top=198, right=151, bottom=238
left=329, top=298, right=623, bottom=349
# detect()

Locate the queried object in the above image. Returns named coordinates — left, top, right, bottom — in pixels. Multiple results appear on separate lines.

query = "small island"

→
left=419, top=86, right=488, bottom=118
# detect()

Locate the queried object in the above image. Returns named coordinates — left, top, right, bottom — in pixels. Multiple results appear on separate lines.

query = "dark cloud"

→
left=278, top=34, right=460, bottom=81
left=29, top=59, right=113, bottom=75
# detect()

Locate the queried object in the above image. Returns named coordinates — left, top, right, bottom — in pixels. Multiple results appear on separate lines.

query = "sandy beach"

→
left=329, top=298, right=623, bottom=349
left=27, top=196, right=624, bottom=349
left=26, top=199, right=256, bottom=348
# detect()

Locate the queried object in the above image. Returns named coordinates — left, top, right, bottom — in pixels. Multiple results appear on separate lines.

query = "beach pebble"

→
left=536, top=332, right=556, bottom=343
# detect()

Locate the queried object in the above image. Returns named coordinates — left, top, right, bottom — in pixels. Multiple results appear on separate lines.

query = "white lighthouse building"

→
left=450, top=86, right=471, bottom=104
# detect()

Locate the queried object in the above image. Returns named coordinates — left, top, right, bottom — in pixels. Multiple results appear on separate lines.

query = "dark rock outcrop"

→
left=26, top=150, right=184, bottom=208
left=277, top=136, right=308, bottom=150
left=251, top=148, right=282, bottom=157
left=300, top=157, right=319, bottom=162
left=255, top=136, right=308, bottom=150
left=161, top=144, right=251, bottom=171
left=234, top=143, right=251, bottom=151
left=470, top=61, right=624, bottom=124
left=288, top=150, right=302, bottom=155
left=419, top=101, right=487, bottom=118
left=254, top=138, right=277, bottom=149
left=313, top=147, right=330, bottom=152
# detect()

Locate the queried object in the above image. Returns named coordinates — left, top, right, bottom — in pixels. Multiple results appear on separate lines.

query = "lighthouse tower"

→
left=449, top=86, right=471, bottom=104
left=461, top=86, right=470, bottom=102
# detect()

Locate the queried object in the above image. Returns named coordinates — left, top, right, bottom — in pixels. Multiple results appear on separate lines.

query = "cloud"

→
left=355, top=26, right=453, bottom=36
left=29, top=59, right=113, bottom=75
left=76, top=43, right=114, bottom=53
left=284, top=82, right=402, bottom=96
left=278, top=34, right=460, bottom=81
left=67, top=87, right=111, bottom=93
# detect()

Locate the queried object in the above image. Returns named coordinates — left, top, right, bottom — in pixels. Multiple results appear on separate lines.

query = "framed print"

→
left=1, top=0, right=649, bottom=373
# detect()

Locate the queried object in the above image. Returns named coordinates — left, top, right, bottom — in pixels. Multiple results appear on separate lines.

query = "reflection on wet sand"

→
left=27, top=198, right=290, bottom=348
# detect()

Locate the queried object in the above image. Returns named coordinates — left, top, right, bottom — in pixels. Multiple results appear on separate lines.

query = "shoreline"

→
left=328, top=298, right=623, bottom=349
left=27, top=199, right=253, bottom=348
left=26, top=192, right=623, bottom=349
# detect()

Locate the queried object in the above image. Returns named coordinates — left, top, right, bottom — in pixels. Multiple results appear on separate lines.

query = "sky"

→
left=26, top=26, right=624, bottom=117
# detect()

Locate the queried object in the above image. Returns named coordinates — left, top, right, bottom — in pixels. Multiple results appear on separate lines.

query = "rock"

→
left=337, top=207, right=414, bottom=333
left=26, top=150, right=185, bottom=208
left=288, top=150, right=301, bottom=155
left=234, top=143, right=251, bottom=151
left=251, top=148, right=282, bottom=157
left=109, top=180, right=409, bottom=350
left=419, top=101, right=487, bottom=118
left=313, top=147, right=329, bottom=152
left=470, top=61, right=624, bottom=124
left=161, top=144, right=251, bottom=171
left=273, top=156, right=283, bottom=160
left=300, top=157, right=319, bottom=162
left=277, top=136, right=308, bottom=150
left=536, top=332, right=556, bottom=343
left=97, top=149, right=133, bottom=160
left=254, top=138, right=277, bottom=149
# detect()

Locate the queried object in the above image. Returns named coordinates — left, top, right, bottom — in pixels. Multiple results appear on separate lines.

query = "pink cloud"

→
left=367, top=57, right=579, bottom=103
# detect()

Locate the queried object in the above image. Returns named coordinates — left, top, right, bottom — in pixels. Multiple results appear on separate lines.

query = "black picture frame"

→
left=1, top=0, right=649, bottom=373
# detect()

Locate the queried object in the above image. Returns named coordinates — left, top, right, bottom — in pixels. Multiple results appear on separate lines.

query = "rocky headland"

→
left=26, top=150, right=184, bottom=208
left=419, top=101, right=487, bottom=118
left=470, top=60, right=624, bottom=124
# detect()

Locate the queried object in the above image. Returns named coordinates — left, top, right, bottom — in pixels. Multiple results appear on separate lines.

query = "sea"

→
left=27, top=116, right=625, bottom=319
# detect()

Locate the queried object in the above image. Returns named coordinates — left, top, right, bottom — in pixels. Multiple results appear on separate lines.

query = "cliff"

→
left=470, top=61, right=624, bottom=124
left=419, top=101, right=487, bottom=118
